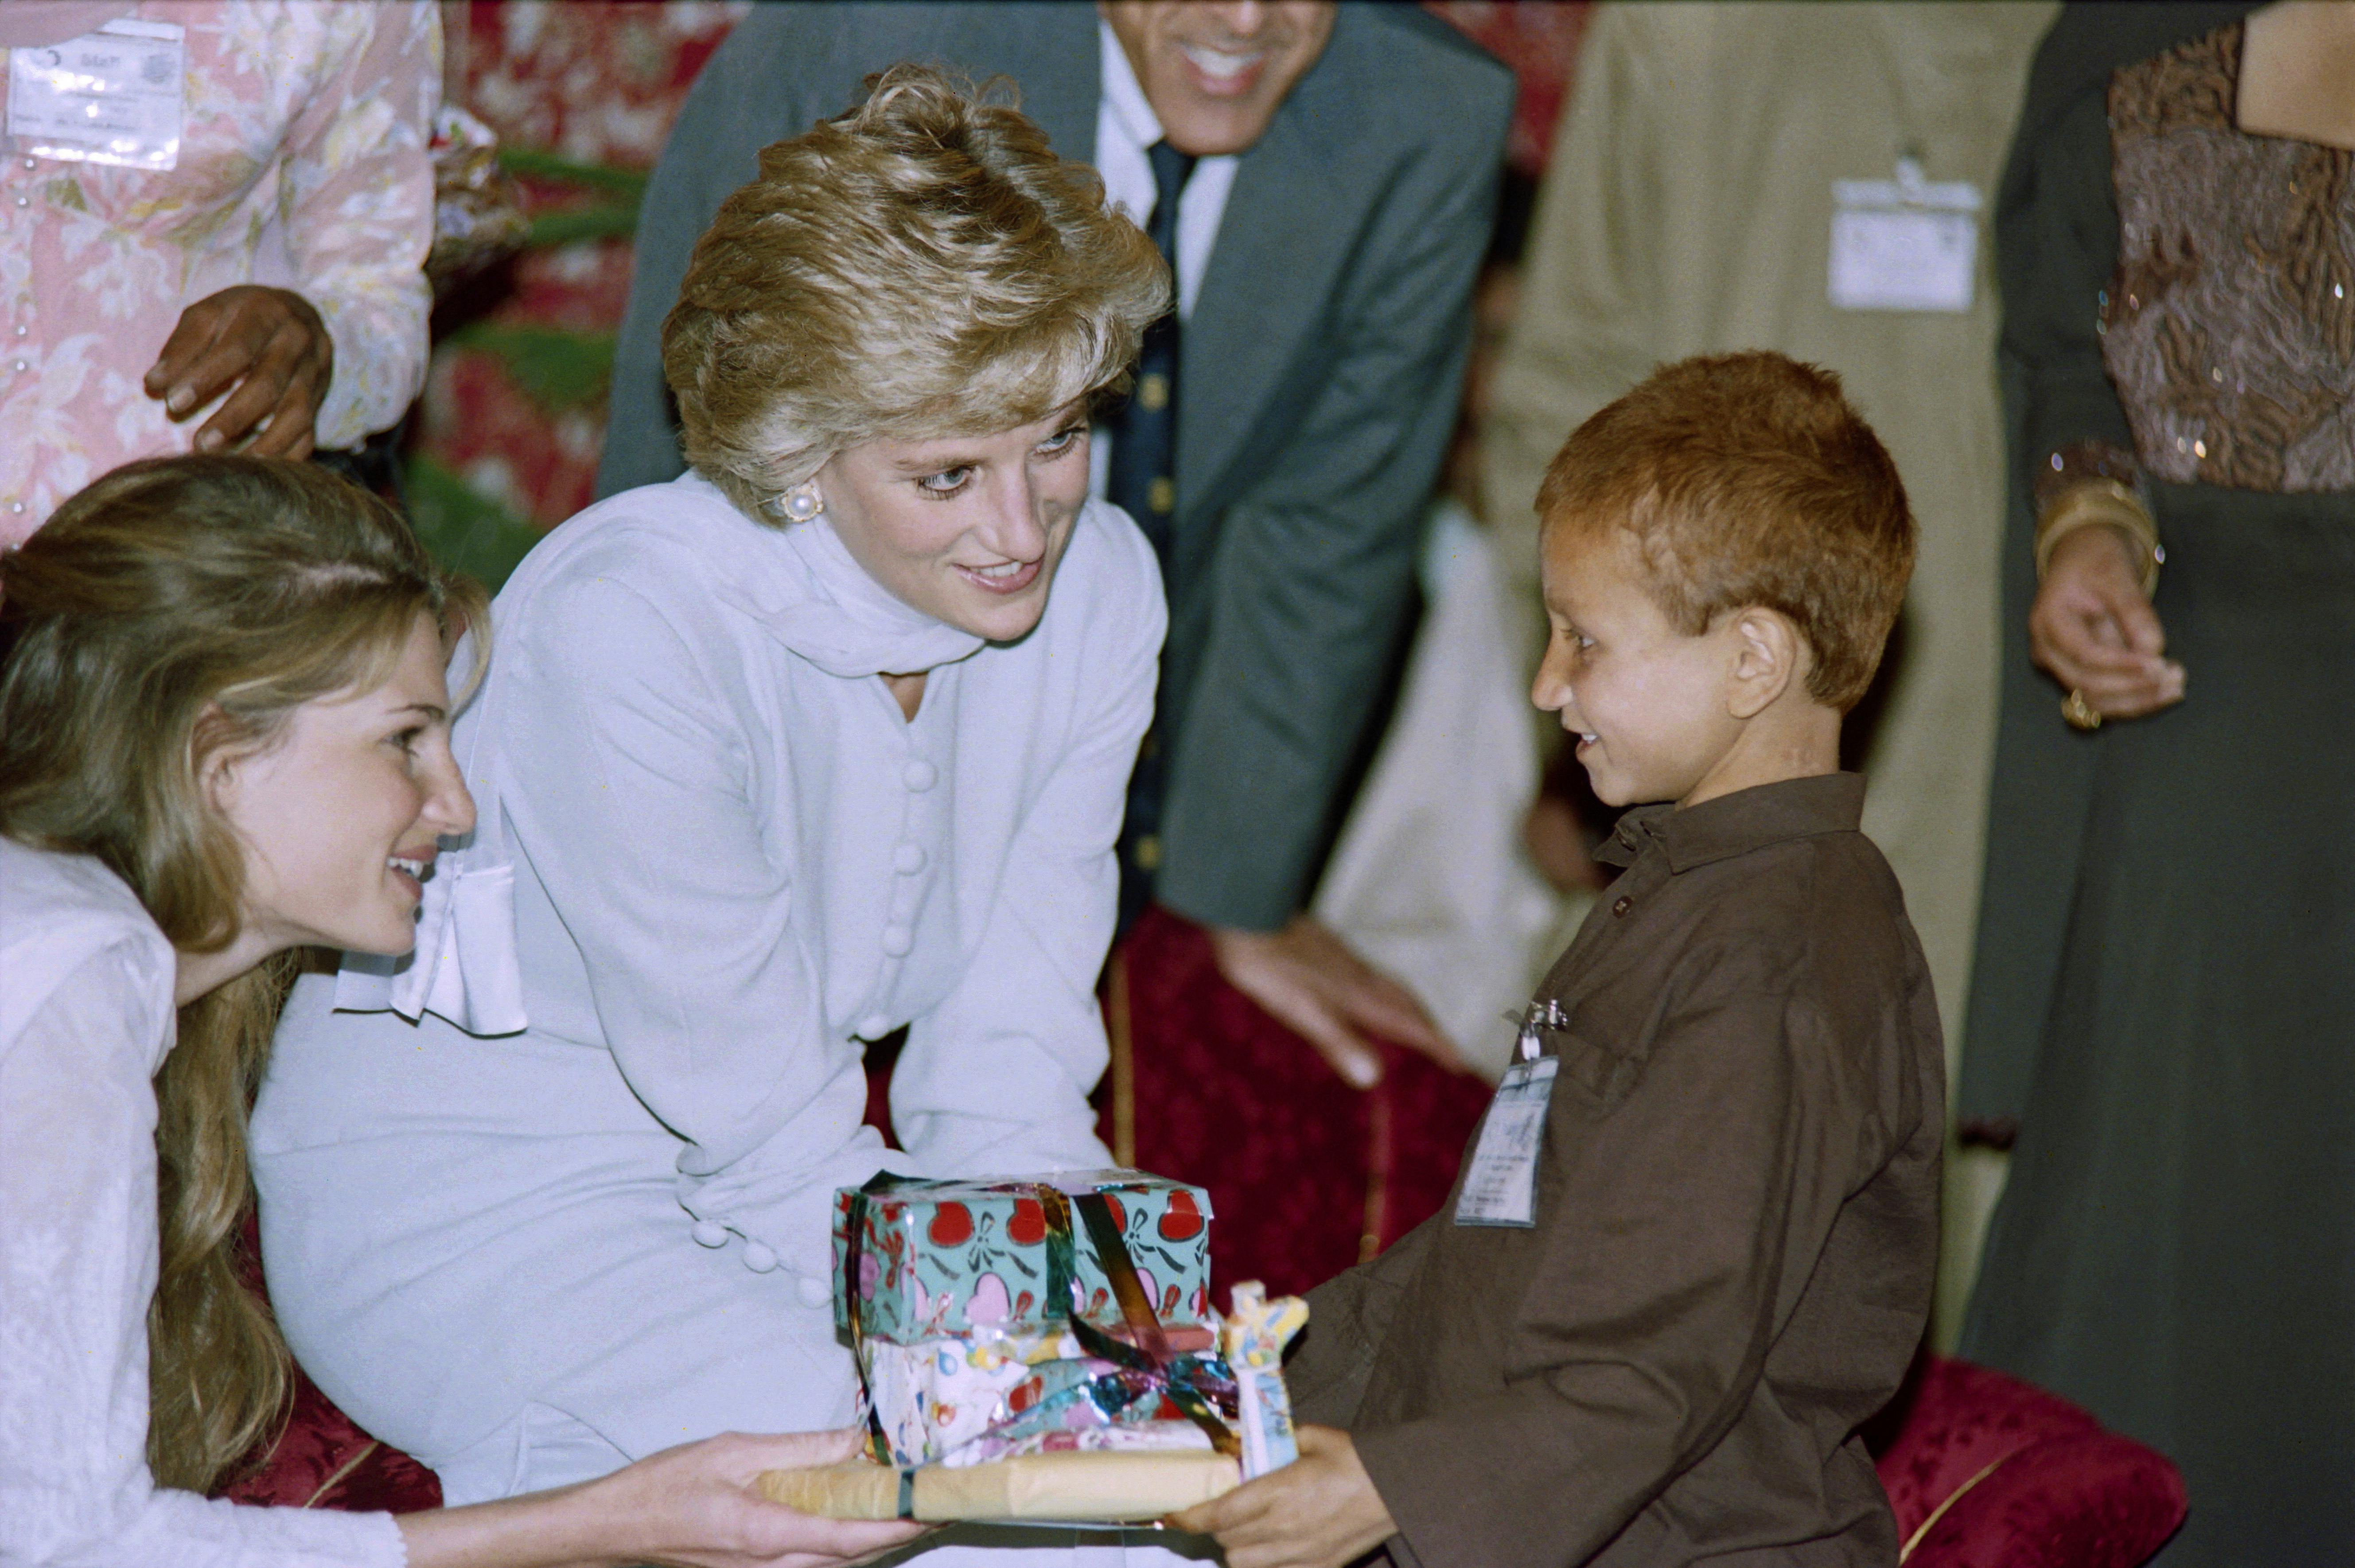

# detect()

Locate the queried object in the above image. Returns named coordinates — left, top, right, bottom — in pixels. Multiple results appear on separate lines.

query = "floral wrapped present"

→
left=858, top=1321, right=1221, bottom=1469
left=832, top=1170, right=1214, bottom=1345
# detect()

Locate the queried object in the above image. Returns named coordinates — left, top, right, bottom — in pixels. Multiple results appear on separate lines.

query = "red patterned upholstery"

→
left=1869, top=1355, right=2186, bottom=1567
left=219, top=1364, right=442, bottom=1513
left=1102, top=906, right=1494, bottom=1299
left=218, top=1214, right=442, bottom=1514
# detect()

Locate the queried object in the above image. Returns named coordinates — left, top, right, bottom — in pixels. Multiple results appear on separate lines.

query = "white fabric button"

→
left=691, top=1218, right=728, bottom=1248
left=11, top=360, right=24, bottom=373
left=892, top=841, right=926, bottom=875
left=880, top=923, right=913, bottom=957
left=741, top=1241, right=779, bottom=1273
left=796, top=1274, right=832, bottom=1309
left=7, top=502, right=21, bottom=514
left=903, top=758, right=937, bottom=791
left=858, top=1012, right=892, bottom=1039
left=21, top=159, right=36, bottom=171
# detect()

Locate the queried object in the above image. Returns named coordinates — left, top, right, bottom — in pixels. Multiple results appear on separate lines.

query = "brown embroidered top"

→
left=2103, top=24, right=2355, bottom=492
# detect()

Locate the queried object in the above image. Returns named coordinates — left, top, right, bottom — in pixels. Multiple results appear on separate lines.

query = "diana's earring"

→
left=775, top=483, right=822, bottom=522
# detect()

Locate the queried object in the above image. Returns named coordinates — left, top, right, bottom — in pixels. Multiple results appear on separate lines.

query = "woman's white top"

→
left=0, top=836, right=406, bottom=1568
left=349, top=472, right=1156, bottom=1272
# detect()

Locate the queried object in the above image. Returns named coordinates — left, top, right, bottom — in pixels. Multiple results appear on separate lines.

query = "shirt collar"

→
left=1594, top=773, right=1868, bottom=874
left=1098, top=17, right=1165, bottom=152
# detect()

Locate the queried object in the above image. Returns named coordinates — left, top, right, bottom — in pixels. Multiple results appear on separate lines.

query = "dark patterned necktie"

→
left=1109, top=139, right=1195, bottom=932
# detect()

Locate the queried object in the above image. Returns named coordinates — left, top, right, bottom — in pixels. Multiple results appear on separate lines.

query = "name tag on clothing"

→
left=1453, top=1054, right=1557, bottom=1228
left=8, top=18, right=186, bottom=171
left=1827, top=158, right=1979, bottom=314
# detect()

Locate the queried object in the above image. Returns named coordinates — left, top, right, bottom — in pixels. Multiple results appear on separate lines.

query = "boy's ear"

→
left=1723, top=607, right=1804, bottom=720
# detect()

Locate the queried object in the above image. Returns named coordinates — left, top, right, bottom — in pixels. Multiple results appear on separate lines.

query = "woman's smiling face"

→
left=814, top=403, right=1093, bottom=643
left=210, top=612, right=476, bottom=958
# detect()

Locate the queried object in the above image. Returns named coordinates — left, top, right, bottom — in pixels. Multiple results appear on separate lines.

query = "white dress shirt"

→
left=0, top=836, right=404, bottom=1568
left=1093, top=18, right=1236, bottom=322
left=252, top=475, right=1164, bottom=1502
left=1089, top=20, right=1236, bottom=502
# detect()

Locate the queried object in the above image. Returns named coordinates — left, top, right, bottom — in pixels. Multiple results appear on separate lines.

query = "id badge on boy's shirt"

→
left=1453, top=1053, right=1557, bottom=1228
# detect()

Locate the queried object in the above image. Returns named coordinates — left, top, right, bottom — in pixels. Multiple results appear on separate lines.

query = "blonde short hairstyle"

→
left=662, top=64, right=1171, bottom=520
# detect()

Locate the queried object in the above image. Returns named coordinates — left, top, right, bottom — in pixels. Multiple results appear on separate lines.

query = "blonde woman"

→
left=0, top=456, right=921, bottom=1568
left=252, top=68, right=1171, bottom=1507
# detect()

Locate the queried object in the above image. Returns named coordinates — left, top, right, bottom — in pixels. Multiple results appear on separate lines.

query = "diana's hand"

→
left=2028, top=525, right=2185, bottom=720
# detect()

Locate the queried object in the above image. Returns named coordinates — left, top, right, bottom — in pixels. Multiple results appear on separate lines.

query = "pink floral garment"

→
left=0, top=1, right=437, bottom=544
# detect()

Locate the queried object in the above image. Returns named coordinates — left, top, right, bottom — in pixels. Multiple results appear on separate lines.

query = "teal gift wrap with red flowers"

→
left=831, top=1170, right=1214, bottom=1346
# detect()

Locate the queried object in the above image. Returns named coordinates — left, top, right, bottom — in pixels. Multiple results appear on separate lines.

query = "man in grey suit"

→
left=601, top=1, right=1512, bottom=1086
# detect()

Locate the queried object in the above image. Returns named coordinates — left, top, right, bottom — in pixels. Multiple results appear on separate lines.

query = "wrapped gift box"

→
left=759, top=1446, right=1241, bottom=1523
left=833, top=1170, right=1214, bottom=1345
left=860, top=1322, right=1220, bottom=1468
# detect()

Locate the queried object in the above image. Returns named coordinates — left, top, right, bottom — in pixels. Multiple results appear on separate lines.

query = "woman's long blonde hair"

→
left=0, top=456, right=485, bottom=1495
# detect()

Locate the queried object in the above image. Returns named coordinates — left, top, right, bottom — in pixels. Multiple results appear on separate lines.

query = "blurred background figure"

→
left=1962, top=5, right=2355, bottom=1560
left=1482, top=0, right=2052, bottom=1345
left=0, top=1, right=439, bottom=542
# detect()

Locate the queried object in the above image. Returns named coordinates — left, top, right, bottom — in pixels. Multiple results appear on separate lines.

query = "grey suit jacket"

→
left=599, top=2, right=1513, bottom=930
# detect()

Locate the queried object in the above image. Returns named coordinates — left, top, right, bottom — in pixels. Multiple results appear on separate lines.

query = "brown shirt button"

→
left=1612, top=896, right=1633, bottom=917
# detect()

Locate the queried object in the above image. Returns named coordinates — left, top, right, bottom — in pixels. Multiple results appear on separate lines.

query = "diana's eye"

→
left=917, top=467, right=973, bottom=497
left=388, top=727, right=424, bottom=754
left=1036, top=425, right=1085, bottom=456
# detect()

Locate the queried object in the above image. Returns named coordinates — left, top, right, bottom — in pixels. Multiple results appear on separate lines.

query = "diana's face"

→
left=815, top=404, right=1093, bottom=644
left=1531, top=521, right=1742, bottom=808
left=1099, top=1, right=1336, bottom=157
left=211, top=613, right=475, bottom=957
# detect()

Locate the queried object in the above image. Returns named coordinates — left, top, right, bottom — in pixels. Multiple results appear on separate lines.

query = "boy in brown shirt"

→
left=1176, top=352, right=1943, bottom=1567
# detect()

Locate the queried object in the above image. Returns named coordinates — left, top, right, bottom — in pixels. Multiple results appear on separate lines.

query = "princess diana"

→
left=252, top=66, right=1171, bottom=1503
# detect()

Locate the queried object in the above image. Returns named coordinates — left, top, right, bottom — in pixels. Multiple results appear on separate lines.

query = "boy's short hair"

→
left=1537, top=352, right=1915, bottom=711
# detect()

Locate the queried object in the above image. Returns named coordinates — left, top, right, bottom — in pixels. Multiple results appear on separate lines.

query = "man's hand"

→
left=1168, top=1426, right=1397, bottom=1568
left=1208, top=914, right=1464, bottom=1088
left=2028, top=524, right=2185, bottom=720
left=143, top=285, right=333, bottom=458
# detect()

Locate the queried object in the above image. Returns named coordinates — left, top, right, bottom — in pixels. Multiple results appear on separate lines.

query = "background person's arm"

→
left=144, top=6, right=436, bottom=457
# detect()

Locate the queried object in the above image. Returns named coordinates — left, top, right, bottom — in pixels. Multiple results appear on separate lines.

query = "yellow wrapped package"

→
left=758, top=1448, right=1241, bottom=1523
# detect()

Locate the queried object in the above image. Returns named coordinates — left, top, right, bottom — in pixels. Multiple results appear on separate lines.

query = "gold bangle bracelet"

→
left=2035, top=480, right=2161, bottom=595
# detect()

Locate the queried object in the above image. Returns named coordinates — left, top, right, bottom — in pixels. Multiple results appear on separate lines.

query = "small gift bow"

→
left=1222, top=1281, right=1310, bottom=1477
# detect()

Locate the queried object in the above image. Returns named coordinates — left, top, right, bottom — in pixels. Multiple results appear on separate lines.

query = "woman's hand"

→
left=398, top=1428, right=924, bottom=1568
left=2028, top=524, right=2186, bottom=720
left=1166, top=1426, right=1397, bottom=1568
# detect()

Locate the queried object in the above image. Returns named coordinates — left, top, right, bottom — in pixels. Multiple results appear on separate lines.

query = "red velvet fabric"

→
left=1870, top=1355, right=2186, bottom=1568
left=220, top=1365, right=442, bottom=1514
left=218, top=1214, right=443, bottom=1514
left=1103, top=906, right=1495, bottom=1299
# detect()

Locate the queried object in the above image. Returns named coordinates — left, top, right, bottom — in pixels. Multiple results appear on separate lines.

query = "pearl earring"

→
left=778, top=484, right=821, bottom=522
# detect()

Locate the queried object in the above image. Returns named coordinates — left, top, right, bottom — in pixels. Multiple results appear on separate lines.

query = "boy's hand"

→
left=1167, top=1426, right=1397, bottom=1568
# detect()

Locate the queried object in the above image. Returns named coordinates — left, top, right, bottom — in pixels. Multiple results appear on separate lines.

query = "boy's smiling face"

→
left=1532, top=514, right=1746, bottom=808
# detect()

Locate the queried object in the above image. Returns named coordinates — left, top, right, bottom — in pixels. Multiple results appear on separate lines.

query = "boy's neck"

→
left=1676, top=700, right=1843, bottom=811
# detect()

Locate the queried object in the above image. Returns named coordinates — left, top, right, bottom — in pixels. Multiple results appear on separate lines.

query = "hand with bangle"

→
left=2028, top=443, right=2185, bottom=728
